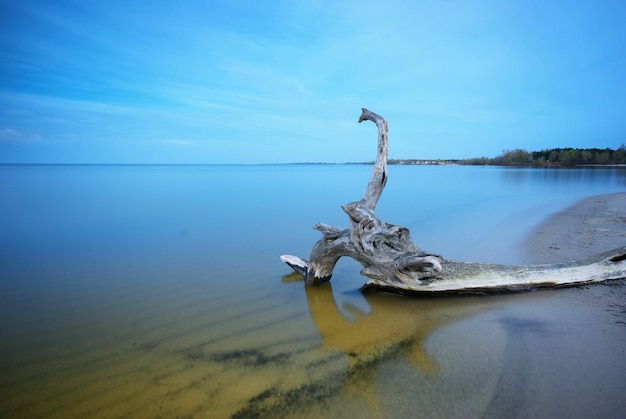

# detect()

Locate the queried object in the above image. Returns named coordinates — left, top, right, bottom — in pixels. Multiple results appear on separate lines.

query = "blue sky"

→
left=1, top=0, right=625, bottom=163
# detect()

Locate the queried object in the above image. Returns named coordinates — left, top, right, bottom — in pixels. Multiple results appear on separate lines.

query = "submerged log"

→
left=280, top=108, right=626, bottom=294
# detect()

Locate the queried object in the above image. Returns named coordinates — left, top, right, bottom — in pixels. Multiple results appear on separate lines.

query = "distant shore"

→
left=525, top=192, right=626, bottom=264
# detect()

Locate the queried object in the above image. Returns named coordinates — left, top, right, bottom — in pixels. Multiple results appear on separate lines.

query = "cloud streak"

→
left=152, top=139, right=196, bottom=146
left=1, top=0, right=625, bottom=163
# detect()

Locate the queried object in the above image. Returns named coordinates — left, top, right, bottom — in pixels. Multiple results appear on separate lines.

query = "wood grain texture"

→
left=281, top=109, right=626, bottom=294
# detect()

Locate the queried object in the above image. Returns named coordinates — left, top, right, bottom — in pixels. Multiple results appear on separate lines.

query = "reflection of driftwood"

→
left=281, top=108, right=626, bottom=294
left=301, top=281, right=496, bottom=415
left=303, top=282, right=486, bottom=373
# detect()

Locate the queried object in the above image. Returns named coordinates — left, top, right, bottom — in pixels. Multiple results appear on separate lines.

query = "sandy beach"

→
left=453, top=192, right=626, bottom=417
left=513, top=192, right=626, bottom=416
left=523, top=191, right=626, bottom=327
left=525, top=192, right=626, bottom=264
left=523, top=192, right=626, bottom=324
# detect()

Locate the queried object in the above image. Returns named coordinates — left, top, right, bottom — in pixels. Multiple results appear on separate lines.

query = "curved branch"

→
left=280, top=109, right=440, bottom=286
left=280, top=108, right=626, bottom=293
left=358, top=108, right=388, bottom=211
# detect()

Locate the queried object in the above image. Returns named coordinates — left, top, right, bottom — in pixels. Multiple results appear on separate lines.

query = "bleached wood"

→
left=362, top=248, right=626, bottom=295
left=280, top=109, right=626, bottom=294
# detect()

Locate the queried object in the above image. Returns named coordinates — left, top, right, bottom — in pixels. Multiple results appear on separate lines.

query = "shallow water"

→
left=1, top=164, right=625, bottom=417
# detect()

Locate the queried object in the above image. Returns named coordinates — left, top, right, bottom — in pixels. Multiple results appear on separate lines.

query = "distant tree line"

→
left=460, top=145, right=626, bottom=167
left=388, top=158, right=459, bottom=165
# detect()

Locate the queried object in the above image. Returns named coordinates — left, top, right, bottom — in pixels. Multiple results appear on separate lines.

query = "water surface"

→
left=1, top=164, right=625, bottom=417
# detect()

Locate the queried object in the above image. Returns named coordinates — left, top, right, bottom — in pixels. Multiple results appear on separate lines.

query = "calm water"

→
left=1, top=164, right=625, bottom=418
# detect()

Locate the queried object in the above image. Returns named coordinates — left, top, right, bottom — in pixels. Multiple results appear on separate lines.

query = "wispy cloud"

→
left=1, top=0, right=624, bottom=163
left=0, top=128, right=41, bottom=142
left=0, top=128, right=20, bottom=139
left=152, top=138, right=195, bottom=146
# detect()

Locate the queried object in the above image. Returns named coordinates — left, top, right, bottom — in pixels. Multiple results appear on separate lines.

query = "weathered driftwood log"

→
left=280, top=108, right=626, bottom=295
left=281, top=108, right=443, bottom=286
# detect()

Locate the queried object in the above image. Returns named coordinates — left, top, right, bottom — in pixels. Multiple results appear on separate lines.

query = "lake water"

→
left=1, top=164, right=625, bottom=418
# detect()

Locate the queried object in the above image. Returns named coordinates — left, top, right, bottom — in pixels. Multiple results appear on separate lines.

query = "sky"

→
left=1, top=0, right=625, bottom=164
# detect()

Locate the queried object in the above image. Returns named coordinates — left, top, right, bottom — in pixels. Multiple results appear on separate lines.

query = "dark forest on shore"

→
left=389, top=145, right=626, bottom=167
left=461, top=145, right=626, bottom=166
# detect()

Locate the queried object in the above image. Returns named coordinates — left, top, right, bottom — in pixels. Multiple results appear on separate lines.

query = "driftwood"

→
left=281, top=108, right=626, bottom=295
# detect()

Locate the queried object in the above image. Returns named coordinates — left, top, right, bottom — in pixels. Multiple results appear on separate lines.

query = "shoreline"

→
left=524, top=192, right=626, bottom=264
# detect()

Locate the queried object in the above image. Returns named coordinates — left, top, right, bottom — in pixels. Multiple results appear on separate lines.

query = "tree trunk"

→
left=280, top=108, right=626, bottom=294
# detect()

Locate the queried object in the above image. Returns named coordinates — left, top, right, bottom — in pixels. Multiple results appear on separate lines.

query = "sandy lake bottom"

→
left=1, top=165, right=625, bottom=417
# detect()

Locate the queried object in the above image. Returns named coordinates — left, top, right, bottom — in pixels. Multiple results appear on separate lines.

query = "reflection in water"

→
left=307, top=283, right=440, bottom=374
left=498, top=166, right=626, bottom=188
left=2, top=165, right=624, bottom=418
left=293, top=276, right=504, bottom=417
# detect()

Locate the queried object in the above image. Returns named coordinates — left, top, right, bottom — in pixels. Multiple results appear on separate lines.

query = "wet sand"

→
left=522, top=192, right=626, bottom=328
left=482, top=192, right=626, bottom=418
left=523, top=192, right=626, bottom=330
left=525, top=192, right=626, bottom=264
left=422, top=193, right=626, bottom=418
